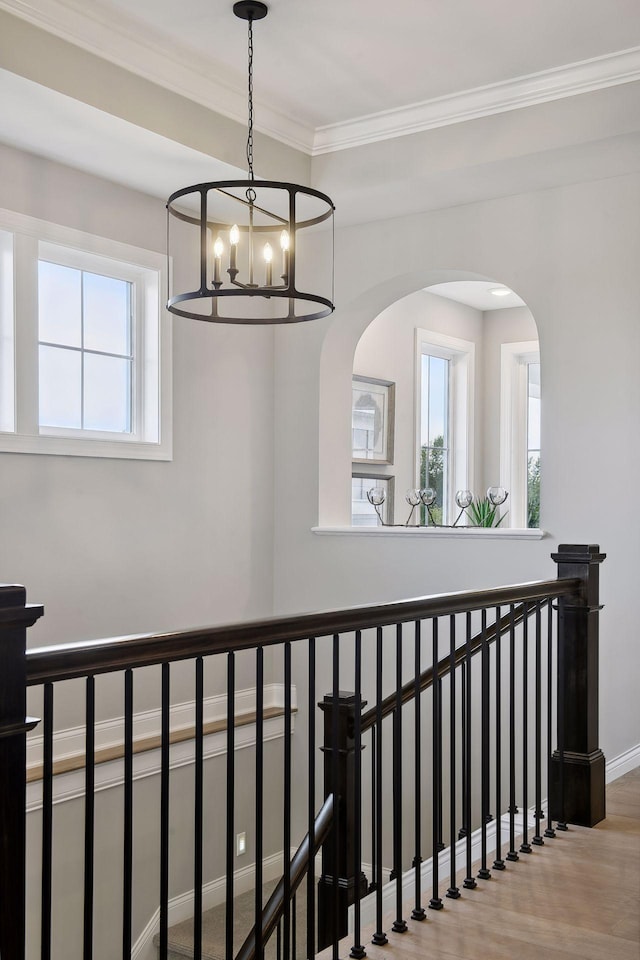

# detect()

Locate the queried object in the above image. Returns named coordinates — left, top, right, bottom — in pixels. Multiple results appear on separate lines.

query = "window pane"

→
left=83, top=273, right=131, bottom=355
left=527, top=362, right=541, bottom=527
left=421, top=352, right=450, bottom=523
left=527, top=453, right=541, bottom=528
left=84, top=353, right=131, bottom=433
left=0, top=230, right=14, bottom=432
left=39, top=345, right=81, bottom=427
left=38, top=261, right=81, bottom=347
left=527, top=362, right=541, bottom=449
left=428, top=355, right=448, bottom=443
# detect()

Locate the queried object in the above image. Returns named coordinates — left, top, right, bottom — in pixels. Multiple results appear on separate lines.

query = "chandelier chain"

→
left=246, top=15, right=255, bottom=193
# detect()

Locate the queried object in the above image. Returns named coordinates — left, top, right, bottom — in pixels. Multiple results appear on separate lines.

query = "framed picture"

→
left=351, top=474, right=395, bottom=527
left=352, top=375, right=395, bottom=464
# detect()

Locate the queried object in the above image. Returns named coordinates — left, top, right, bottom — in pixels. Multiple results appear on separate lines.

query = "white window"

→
left=416, top=329, right=474, bottom=524
left=500, top=341, right=540, bottom=528
left=0, top=210, right=171, bottom=459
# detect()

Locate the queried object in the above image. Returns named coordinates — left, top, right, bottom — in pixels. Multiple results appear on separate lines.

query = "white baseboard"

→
left=351, top=808, right=539, bottom=932
left=352, top=742, right=640, bottom=931
left=606, top=743, right=640, bottom=783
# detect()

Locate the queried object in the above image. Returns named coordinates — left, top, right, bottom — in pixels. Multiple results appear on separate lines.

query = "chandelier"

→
left=166, top=2, right=335, bottom=325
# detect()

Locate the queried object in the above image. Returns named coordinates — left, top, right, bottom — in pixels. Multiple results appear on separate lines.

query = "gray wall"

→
left=273, top=170, right=640, bottom=849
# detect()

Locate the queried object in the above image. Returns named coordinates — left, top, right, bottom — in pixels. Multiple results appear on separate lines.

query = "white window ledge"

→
left=312, top=526, right=545, bottom=540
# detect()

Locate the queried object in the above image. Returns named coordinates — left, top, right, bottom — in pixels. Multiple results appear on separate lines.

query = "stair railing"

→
left=0, top=544, right=605, bottom=960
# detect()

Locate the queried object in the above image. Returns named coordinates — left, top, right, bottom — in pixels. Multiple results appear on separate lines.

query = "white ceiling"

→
left=426, top=282, right=525, bottom=312
left=1, top=0, right=640, bottom=153
left=1, top=0, right=640, bottom=224
left=73, top=0, right=640, bottom=126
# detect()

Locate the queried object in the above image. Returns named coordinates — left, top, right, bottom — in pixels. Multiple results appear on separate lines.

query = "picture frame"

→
left=351, top=474, right=395, bottom=527
left=352, top=375, right=395, bottom=465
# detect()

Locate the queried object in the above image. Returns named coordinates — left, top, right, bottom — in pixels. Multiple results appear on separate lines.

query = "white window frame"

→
left=415, top=328, right=475, bottom=522
left=499, top=341, right=540, bottom=528
left=0, top=209, right=171, bottom=460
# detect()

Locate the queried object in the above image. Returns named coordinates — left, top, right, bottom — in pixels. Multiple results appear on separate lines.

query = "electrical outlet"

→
left=236, top=832, right=247, bottom=856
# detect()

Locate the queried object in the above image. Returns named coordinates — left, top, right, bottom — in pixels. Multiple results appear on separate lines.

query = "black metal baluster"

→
left=436, top=674, right=444, bottom=853
left=556, top=599, right=568, bottom=832
left=255, top=647, right=264, bottom=960
left=459, top=661, right=467, bottom=840
left=447, top=616, right=460, bottom=899
left=41, top=683, right=53, bottom=960
left=306, top=638, right=316, bottom=960
left=84, top=676, right=95, bottom=960
left=123, top=671, right=133, bottom=960
left=277, top=920, right=282, bottom=960
left=463, top=612, right=476, bottom=890
left=430, top=619, right=444, bottom=908
left=544, top=602, right=556, bottom=840
left=478, top=609, right=491, bottom=881
left=369, top=726, right=376, bottom=894
left=226, top=652, right=236, bottom=960
left=520, top=607, right=532, bottom=854
left=392, top=624, right=408, bottom=932
left=292, top=893, right=297, bottom=960
left=372, top=627, right=387, bottom=946
left=284, top=643, right=292, bottom=960
left=412, top=621, right=426, bottom=919
left=506, top=605, right=519, bottom=863
left=533, top=604, right=544, bottom=846
left=350, top=630, right=366, bottom=958
left=194, top=658, right=204, bottom=960
left=159, top=663, right=170, bottom=960
left=331, top=635, right=340, bottom=960
left=493, top=608, right=505, bottom=871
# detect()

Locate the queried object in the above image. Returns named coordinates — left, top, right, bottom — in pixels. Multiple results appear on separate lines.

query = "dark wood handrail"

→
left=235, top=793, right=334, bottom=960
left=25, top=578, right=580, bottom=685
left=361, top=601, right=531, bottom=733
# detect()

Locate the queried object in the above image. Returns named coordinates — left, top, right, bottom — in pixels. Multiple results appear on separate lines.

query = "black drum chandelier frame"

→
left=166, top=1, right=335, bottom=325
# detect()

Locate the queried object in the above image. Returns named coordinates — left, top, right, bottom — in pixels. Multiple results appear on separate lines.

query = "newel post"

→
left=0, top=585, right=44, bottom=960
left=317, top=692, right=368, bottom=952
left=551, top=544, right=606, bottom=827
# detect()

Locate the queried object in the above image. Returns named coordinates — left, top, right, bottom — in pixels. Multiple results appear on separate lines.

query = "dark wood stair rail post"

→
left=551, top=544, right=606, bottom=827
left=317, top=692, right=368, bottom=951
left=0, top=585, right=44, bottom=960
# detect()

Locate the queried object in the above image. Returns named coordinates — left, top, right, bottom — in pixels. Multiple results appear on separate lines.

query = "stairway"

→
left=157, top=879, right=309, bottom=960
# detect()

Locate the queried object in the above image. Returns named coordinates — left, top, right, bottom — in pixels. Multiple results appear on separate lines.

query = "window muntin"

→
left=0, top=209, right=171, bottom=460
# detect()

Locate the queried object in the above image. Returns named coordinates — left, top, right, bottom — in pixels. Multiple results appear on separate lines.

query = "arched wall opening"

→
left=318, top=269, right=540, bottom=530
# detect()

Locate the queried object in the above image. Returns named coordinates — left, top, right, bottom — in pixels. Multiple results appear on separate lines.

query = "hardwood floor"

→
left=329, top=769, right=640, bottom=960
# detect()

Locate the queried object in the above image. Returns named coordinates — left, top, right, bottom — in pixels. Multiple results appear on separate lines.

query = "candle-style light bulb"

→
left=213, top=236, right=224, bottom=285
left=263, top=242, right=273, bottom=286
left=280, top=229, right=290, bottom=283
left=229, top=224, right=239, bottom=274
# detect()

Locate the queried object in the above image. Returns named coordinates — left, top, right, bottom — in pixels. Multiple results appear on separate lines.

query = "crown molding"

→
left=0, top=0, right=315, bottom=153
left=311, top=46, right=640, bottom=154
left=1, top=1, right=639, bottom=158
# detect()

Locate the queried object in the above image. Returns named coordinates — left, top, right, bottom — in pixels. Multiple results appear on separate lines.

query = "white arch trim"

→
left=318, top=267, right=514, bottom=527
